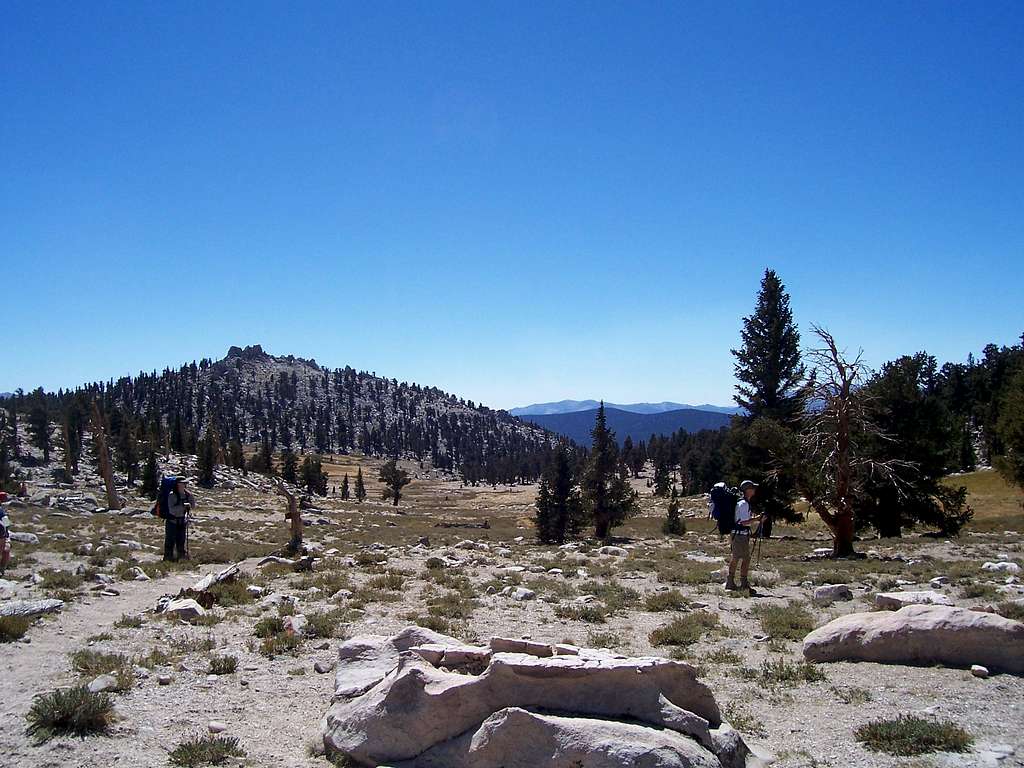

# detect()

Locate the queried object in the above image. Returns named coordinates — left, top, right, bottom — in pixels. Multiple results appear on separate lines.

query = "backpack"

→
left=709, top=483, right=738, bottom=536
left=156, top=476, right=178, bottom=519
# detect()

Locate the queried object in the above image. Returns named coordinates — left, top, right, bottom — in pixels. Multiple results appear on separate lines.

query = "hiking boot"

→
left=724, top=578, right=739, bottom=591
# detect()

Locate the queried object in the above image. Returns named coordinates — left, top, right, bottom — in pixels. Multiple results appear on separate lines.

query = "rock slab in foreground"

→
left=323, top=626, right=756, bottom=768
left=802, top=604, right=1024, bottom=674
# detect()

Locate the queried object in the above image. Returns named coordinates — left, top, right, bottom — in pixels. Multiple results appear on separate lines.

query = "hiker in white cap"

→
left=726, top=480, right=761, bottom=593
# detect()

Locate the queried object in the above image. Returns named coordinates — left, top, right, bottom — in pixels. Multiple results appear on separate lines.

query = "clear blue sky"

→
left=3, top=2, right=1021, bottom=409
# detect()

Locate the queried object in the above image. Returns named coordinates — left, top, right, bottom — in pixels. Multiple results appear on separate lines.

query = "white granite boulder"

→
left=803, top=604, right=1024, bottom=674
left=323, top=627, right=755, bottom=768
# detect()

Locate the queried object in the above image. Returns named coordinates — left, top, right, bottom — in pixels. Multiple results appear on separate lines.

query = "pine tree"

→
left=732, top=269, right=805, bottom=420
left=652, top=455, right=673, bottom=497
left=28, top=403, right=51, bottom=462
left=728, top=269, right=806, bottom=523
left=534, top=443, right=583, bottom=544
left=141, top=451, right=160, bottom=500
left=379, top=459, right=411, bottom=507
left=300, top=455, right=329, bottom=495
left=995, top=366, right=1024, bottom=492
left=663, top=487, right=685, bottom=535
left=582, top=403, right=639, bottom=539
left=226, top=440, right=245, bottom=471
left=196, top=425, right=220, bottom=487
left=170, top=413, right=185, bottom=453
left=340, top=473, right=350, bottom=499
left=856, top=353, right=973, bottom=537
left=354, top=467, right=367, bottom=502
left=116, top=417, right=139, bottom=485
left=281, top=449, right=299, bottom=484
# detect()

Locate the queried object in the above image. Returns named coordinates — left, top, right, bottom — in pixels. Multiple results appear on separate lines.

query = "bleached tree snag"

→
left=798, top=326, right=911, bottom=557
left=275, top=478, right=302, bottom=553
left=90, top=400, right=121, bottom=511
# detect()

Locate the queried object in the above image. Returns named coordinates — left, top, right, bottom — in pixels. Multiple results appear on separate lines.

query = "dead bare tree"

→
left=274, top=477, right=302, bottom=553
left=90, top=400, right=121, bottom=511
left=798, top=326, right=911, bottom=556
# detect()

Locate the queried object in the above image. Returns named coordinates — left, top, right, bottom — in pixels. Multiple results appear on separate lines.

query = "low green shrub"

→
left=855, top=715, right=972, bottom=756
left=169, top=734, right=245, bottom=766
left=25, top=686, right=115, bottom=743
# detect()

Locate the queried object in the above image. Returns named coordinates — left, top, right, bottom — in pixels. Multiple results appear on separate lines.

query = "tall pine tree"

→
left=728, top=269, right=806, bottom=524
left=732, top=269, right=805, bottom=420
left=582, top=403, right=639, bottom=539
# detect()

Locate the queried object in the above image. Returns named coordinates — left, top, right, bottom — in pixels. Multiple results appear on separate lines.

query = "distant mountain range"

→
left=510, top=399, right=741, bottom=416
left=519, top=406, right=731, bottom=447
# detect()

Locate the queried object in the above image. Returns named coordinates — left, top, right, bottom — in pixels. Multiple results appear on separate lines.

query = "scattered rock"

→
left=87, top=674, right=120, bottom=693
left=499, top=586, right=536, bottom=601
left=9, top=532, right=40, bottom=545
left=162, top=598, right=206, bottom=620
left=983, top=561, right=1021, bottom=574
left=208, top=721, right=228, bottom=734
left=971, top=664, right=990, bottom=678
left=813, top=584, right=853, bottom=605
left=597, top=545, right=628, bottom=557
left=158, top=674, right=172, bottom=685
left=315, top=660, right=336, bottom=674
left=803, top=604, right=1024, bottom=674
left=127, top=566, right=150, bottom=581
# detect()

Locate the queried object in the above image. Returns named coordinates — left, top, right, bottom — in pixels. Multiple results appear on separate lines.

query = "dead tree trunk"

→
left=275, top=479, right=301, bottom=553
left=90, top=400, right=121, bottom=511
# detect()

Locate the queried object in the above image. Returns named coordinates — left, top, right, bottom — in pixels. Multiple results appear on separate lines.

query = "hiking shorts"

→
left=730, top=533, right=750, bottom=561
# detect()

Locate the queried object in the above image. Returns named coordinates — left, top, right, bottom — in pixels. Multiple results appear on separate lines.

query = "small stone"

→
left=971, top=664, right=990, bottom=678
left=158, top=674, right=172, bottom=685
left=208, top=721, right=227, bottom=734
left=87, top=674, right=119, bottom=693
left=314, top=660, right=336, bottom=674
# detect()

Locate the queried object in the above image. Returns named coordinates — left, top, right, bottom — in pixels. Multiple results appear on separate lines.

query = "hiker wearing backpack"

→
left=163, top=478, right=195, bottom=562
left=0, top=492, right=11, bottom=576
left=726, top=480, right=760, bottom=593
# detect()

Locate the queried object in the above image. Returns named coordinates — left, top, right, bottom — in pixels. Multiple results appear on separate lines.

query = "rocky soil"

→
left=2, top=456, right=1023, bottom=768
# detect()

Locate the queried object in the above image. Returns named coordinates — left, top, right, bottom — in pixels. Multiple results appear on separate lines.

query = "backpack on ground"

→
left=709, top=482, right=738, bottom=536
left=155, top=475, right=178, bottom=519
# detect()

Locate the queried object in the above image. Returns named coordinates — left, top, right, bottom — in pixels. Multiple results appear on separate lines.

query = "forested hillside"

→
left=0, top=345, right=553, bottom=488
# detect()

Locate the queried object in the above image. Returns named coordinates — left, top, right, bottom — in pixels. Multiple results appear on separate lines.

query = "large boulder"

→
left=873, top=590, right=952, bottom=609
left=802, top=604, right=1024, bottom=674
left=323, top=627, right=754, bottom=768
left=333, top=626, right=460, bottom=698
left=395, top=707, right=728, bottom=768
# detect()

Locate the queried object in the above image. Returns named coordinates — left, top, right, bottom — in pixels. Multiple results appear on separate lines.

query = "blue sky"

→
left=3, top=1, right=1022, bottom=409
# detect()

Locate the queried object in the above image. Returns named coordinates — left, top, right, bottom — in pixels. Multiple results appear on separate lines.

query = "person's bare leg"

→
left=726, top=556, right=738, bottom=590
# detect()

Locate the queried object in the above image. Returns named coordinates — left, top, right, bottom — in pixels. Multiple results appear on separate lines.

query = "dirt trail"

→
left=4, top=560, right=335, bottom=768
